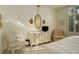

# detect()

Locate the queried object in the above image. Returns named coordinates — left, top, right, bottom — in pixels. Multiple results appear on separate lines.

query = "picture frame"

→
left=0, top=14, right=2, bottom=28
left=43, top=20, right=45, bottom=24
left=29, top=18, right=33, bottom=24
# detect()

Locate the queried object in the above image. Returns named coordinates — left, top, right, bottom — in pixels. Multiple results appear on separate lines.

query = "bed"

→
left=24, top=36, right=79, bottom=54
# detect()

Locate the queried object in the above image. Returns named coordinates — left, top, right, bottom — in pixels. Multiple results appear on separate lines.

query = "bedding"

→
left=24, top=36, right=79, bottom=54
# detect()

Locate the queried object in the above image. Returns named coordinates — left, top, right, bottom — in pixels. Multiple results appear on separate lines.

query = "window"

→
left=69, top=7, right=79, bottom=32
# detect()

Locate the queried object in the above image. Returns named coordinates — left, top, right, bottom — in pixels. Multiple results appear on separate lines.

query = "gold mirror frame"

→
left=34, top=14, right=41, bottom=29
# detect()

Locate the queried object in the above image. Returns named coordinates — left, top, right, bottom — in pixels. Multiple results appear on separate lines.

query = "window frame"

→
left=69, top=7, right=79, bottom=32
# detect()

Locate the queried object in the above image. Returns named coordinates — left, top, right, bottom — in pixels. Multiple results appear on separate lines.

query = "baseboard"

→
left=31, top=41, right=51, bottom=47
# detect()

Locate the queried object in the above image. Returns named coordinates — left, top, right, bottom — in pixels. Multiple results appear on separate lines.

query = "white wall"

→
left=0, top=5, right=55, bottom=50
left=56, top=6, right=69, bottom=32
left=0, top=6, right=56, bottom=33
left=0, top=29, right=2, bottom=53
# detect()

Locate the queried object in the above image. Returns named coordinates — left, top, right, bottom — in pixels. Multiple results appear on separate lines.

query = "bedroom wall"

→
left=0, top=5, right=56, bottom=50
left=1, top=6, right=56, bottom=33
left=56, top=5, right=79, bottom=36
left=0, top=29, right=2, bottom=53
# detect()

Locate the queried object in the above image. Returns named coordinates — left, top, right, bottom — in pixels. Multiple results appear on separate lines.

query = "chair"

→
left=51, top=30, right=65, bottom=41
left=7, top=32, right=25, bottom=54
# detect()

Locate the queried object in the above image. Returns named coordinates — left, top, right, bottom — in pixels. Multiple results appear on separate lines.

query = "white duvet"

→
left=24, top=36, right=79, bottom=54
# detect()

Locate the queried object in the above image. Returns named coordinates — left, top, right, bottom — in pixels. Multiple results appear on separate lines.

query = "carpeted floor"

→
left=2, top=49, right=24, bottom=54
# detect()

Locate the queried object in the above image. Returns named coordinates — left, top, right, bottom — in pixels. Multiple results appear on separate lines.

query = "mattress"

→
left=24, top=36, right=79, bottom=54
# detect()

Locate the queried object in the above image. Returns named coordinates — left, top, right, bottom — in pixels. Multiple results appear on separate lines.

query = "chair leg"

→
left=12, top=49, right=15, bottom=54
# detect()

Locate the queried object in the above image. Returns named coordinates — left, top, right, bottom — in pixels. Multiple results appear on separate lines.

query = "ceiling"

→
left=0, top=5, right=66, bottom=10
left=41, top=5, right=66, bottom=10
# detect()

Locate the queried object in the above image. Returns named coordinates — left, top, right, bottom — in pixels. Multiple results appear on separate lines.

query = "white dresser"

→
left=28, top=31, right=51, bottom=46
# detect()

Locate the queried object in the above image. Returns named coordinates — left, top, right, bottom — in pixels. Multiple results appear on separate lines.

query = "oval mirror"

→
left=34, top=14, right=41, bottom=29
